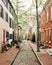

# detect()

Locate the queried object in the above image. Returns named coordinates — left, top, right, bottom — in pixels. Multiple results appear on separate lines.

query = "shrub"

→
left=14, top=40, right=18, bottom=44
left=6, top=44, right=12, bottom=48
left=31, top=33, right=35, bottom=42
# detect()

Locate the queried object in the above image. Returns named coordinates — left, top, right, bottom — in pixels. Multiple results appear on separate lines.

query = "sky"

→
left=10, top=0, right=47, bottom=35
left=10, top=0, right=47, bottom=15
left=10, top=0, right=47, bottom=27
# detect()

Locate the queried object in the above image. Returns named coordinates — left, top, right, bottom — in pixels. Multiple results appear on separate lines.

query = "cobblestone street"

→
left=13, top=41, right=40, bottom=65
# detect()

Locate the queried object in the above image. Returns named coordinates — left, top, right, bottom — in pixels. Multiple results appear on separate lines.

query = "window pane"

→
left=0, top=5, right=1, bottom=16
left=2, top=0, right=8, bottom=8
left=46, top=11, right=48, bottom=23
left=0, top=5, right=3, bottom=18
left=6, top=12, right=8, bottom=22
left=6, top=31, right=9, bottom=38
left=10, top=34, right=13, bottom=39
left=9, top=18, right=11, bottom=27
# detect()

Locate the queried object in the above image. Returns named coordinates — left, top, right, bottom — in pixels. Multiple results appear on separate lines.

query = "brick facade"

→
left=40, top=0, right=52, bottom=48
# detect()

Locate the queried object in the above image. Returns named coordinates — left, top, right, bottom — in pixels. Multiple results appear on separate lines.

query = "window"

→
left=12, top=21, right=14, bottom=29
left=46, top=30, right=49, bottom=41
left=46, top=10, right=48, bottom=23
left=11, top=8, right=14, bottom=15
left=2, top=0, right=8, bottom=8
left=9, top=18, right=12, bottom=27
left=9, top=4, right=11, bottom=13
left=51, top=6, right=52, bottom=20
left=6, top=12, right=8, bottom=22
left=6, top=31, right=9, bottom=38
left=6, top=0, right=8, bottom=8
left=10, top=34, right=13, bottom=39
left=0, top=5, right=3, bottom=18
left=8, top=4, right=13, bottom=13
left=11, top=20, right=13, bottom=28
left=2, top=0, right=6, bottom=5
left=9, top=19, right=14, bottom=28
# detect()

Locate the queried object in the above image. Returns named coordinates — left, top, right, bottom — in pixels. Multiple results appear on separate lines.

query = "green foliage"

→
left=11, top=0, right=35, bottom=29
left=6, top=44, right=12, bottom=48
left=38, top=0, right=42, bottom=6
left=32, top=33, right=35, bottom=42
left=14, top=40, right=18, bottom=44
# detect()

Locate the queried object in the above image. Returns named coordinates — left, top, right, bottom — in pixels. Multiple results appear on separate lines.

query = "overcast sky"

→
left=10, top=0, right=47, bottom=33
left=10, top=0, right=47, bottom=15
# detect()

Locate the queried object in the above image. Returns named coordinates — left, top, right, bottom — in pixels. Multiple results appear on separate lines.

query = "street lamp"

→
left=35, top=0, right=40, bottom=52
left=18, top=26, right=22, bottom=40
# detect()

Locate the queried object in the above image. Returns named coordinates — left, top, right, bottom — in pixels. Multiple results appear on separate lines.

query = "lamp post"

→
left=35, top=0, right=40, bottom=52
left=18, top=26, right=22, bottom=40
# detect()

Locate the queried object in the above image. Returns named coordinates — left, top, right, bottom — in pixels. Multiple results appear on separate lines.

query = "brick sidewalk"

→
left=38, top=53, right=52, bottom=65
left=0, top=46, right=20, bottom=65
left=29, top=41, right=52, bottom=65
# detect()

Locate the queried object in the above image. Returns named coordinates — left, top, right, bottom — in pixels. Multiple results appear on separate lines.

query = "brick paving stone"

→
left=0, top=46, right=19, bottom=65
left=13, top=42, right=40, bottom=65
left=29, top=41, right=52, bottom=65
left=38, top=53, right=52, bottom=65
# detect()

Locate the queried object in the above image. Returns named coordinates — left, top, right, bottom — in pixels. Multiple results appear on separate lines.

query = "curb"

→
left=32, top=49, right=43, bottom=65
left=35, top=52, right=44, bottom=65
left=29, top=43, right=43, bottom=65
left=9, top=49, right=20, bottom=65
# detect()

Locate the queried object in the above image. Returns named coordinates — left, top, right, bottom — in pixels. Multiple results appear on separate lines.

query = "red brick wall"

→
left=41, top=11, right=47, bottom=26
left=41, top=10, right=47, bottom=43
left=41, top=6, right=52, bottom=47
left=41, top=31, right=46, bottom=43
